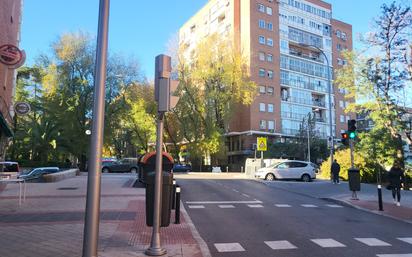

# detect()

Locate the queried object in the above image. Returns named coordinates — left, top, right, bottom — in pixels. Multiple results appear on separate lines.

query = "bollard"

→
left=226, top=166, right=229, bottom=173
left=241, top=166, right=243, bottom=173
left=175, top=186, right=181, bottom=224
left=171, top=180, right=176, bottom=210
left=378, top=184, right=383, bottom=211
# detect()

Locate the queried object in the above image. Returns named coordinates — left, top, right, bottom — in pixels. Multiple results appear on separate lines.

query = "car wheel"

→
left=102, top=167, right=110, bottom=173
left=130, top=168, right=137, bottom=174
left=301, top=174, right=311, bottom=182
left=265, top=173, right=275, bottom=181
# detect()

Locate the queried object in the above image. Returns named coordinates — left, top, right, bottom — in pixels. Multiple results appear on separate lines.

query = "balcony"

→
left=289, top=48, right=323, bottom=63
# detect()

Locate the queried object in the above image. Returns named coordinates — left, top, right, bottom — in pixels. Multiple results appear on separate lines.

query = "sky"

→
left=20, top=0, right=412, bottom=80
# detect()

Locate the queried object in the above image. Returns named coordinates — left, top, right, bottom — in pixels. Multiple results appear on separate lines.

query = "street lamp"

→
left=299, top=43, right=334, bottom=167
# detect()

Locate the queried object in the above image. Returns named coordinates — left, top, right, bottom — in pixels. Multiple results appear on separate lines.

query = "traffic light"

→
left=155, top=54, right=180, bottom=112
left=341, top=132, right=349, bottom=146
left=347, top=119, right=357, bottom=139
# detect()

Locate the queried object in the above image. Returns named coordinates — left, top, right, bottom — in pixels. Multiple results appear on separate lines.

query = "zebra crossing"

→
left=213, top=237, right=412, bottom=255
left=187, top=201, right=345, bottom=209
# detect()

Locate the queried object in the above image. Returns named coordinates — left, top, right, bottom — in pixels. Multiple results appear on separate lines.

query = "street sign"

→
left=0, top=44, right=23, bottom=66
left=14, top=102, right=31, bottom=115
left=257, top=137, right=267, bottom=151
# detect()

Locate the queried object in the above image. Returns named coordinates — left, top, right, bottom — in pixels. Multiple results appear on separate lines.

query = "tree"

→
left=335, top=2, right=412, bottom=168
left=166, top=33, right=256, bottom=165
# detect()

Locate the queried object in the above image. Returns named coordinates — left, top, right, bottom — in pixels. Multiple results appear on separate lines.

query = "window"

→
left=340, top=115, right=344, bottom=123
left=337, top=44, right=342, bottom=51
left=266, top=7, right=272, bottom=15
left=346, top=116, right=350, bottom=122
left=267, top=22, right=273, bottom=31
left=259, top=85, right=266, bottom=94
left=290, top=162, right=307, bottom=168
left=266, top=54, right=273, bottom=62
left=259, top=35, right=265, bottom=44
left=339, top=100, right=344, bottom=108
left=267, top=87, right=274, bottom=95
left=268, top=104, right=274, bottom=113
left=337, top=58, right=343, bottom=65
left=268, top=120, right=275, bottom=130
left=259, top=52, right=265, bottom=61
left=336, top=30, right=341, bottom=38
left=259, top=68, right=265, bottom=77
left=259, top=19, right=266, bottom=28
left=267, top=70, right=274, bottom=79
left=259, top=103, right=266, bottom=112
left=267, top=38, right=273, bottom=47
left=258, top=4, right=265, bottom=12
left=260, top=120, right=267, bottom=129
left=341, top=32, right=347, bottom=41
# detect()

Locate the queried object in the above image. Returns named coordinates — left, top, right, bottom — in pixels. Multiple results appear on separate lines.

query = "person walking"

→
left=331, top=159, right=341, bottom=184
left=388, top=161, right=405, bottom=206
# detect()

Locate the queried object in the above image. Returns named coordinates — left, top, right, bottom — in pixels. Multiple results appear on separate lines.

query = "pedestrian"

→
left=331, top=159, right=341, bottom=184
left=387, top=161, right=405, bottom=206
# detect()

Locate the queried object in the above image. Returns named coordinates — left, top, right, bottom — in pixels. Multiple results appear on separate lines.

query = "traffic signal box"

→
left=341, top=132, right=349, bottom=146
left=347, top=119, right=357, bottom=139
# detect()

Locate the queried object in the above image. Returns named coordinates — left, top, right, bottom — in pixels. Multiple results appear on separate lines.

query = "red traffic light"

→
left=341, top=133, right=348, bottom=139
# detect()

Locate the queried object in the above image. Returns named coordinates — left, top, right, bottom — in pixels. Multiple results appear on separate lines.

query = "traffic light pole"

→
left=349, top=138, right=358, bottom=200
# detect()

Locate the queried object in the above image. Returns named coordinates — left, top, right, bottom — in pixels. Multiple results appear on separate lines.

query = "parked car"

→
left=101, top=158, right=138, bottom=173
left=18, top=167, right=60, bottom=181
left=0, top=161, right=20, bottom=173
left=254, top=160, right=316, bottom=182
left=172, top=164, right=192, bottom=173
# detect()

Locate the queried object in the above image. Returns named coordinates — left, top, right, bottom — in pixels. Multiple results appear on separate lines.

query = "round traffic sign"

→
left=14, top=102, right=31, bottom=115
left=0, top=44, right=23, bottom=66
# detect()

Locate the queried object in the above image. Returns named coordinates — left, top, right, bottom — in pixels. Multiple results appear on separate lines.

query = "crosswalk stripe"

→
left=218, top=205, right=235, bottom=208
left=188, top=205, right=205, bottom=209
left=326, top=204, right=343, bottom=208
left=265, top=240, right=297, bottom=250
left=355, top=238, right=391, bottom=246
left=376, top=254, right=412, bottom=257
left=302, top=204, right=318, bottom=208
left=398, top=238, right=412, bottom=244
left=275, top=204, right=292, bottom=207
left=247, top=204, right=264, bottom=208
left=186, top=200, right=262, bottom=204
left=311, top=239, right=346, bottom=248
left=214, top=243, right=245, bottom=252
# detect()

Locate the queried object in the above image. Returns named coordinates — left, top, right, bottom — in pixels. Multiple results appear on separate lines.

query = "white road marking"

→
left=377, top=254, right=412, bottom=257
left=232, top=189, right=239, bottom=192
left=188, top=205, right=205, bottom=209
left=218, top=205, right=235, bottom=208
left=242, top=193, right=250, bottom=198
left=311, top=239, right=346, bottom=248
left=247, top=204, right=264, bottom=208
left=398, top=238, right=412, bottom=244
left=214, top=243, right=245, bottom=252
left=355, top=238, right=391, bottom=246
left=302, top=204, right=318, bottom=208
left=186, top=200, right=262, bottom=204
left=326, top=204, right=343, bottom=208
left=275, top=204, right=292, bottom=207
left=265, top=240, right=297, bottom=250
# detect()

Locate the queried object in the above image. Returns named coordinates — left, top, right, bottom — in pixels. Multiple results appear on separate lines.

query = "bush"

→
left=319, top=149, right=382, bottom=183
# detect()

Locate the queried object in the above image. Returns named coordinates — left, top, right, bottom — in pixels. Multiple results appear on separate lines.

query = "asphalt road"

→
left=177, top=178, right=412, bottom=257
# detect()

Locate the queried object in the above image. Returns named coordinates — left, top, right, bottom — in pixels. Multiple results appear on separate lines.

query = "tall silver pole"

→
left=146, top=112, right=167, bottom=256
left=307, top=113, right=311, bottom=162
left=82, top=0, right=109, bottom=256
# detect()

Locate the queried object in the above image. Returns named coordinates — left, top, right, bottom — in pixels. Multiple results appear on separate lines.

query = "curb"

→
left=322, top=197, right=412, bottom=225
left=180, top=201, right=212, bottom=257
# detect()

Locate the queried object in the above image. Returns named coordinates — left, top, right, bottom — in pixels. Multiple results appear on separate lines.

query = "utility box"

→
left=145, top=171, right=173, bottom=227
left=348, top=168, right=361, bottom=191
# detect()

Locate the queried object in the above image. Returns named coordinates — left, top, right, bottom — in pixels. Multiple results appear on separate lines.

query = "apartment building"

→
left=179, top=0, right=353, bottom=165
left=0, top=0, right=24, bottom=160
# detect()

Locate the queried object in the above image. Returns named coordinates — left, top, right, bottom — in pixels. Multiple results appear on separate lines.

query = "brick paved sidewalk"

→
left=0, top=174, right=210, bottom=257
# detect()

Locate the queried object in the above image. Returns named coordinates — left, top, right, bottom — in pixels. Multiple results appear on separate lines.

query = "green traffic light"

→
left=349, top=131, right=356, bottom=139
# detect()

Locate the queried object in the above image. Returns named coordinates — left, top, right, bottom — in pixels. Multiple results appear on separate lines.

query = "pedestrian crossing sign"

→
left=257, top=137, right=267, bottom=151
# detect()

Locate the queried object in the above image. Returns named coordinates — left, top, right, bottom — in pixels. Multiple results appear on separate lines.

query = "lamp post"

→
left=299, top=43, right=334, bottom=167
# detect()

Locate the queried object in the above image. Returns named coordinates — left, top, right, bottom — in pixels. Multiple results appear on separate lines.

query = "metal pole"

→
left=175, top=186, right=181, bottom=224
left=307, top=113, right=311, bottom=162
left=146, top=112, right=166, bottom=256
left=323, top=50, right=334, bottom=168
left=82, top=0, right=109, bottom=256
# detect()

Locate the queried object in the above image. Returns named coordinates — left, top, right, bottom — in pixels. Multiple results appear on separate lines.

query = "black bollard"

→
left=171, top=180, right=176, bottom=210
left=378, top=184, right=383, bottom=211
left=175, top=186, right=181, bottom=224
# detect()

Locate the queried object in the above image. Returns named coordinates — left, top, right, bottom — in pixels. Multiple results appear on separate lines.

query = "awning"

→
left=0, top=113, right=13, bottom=137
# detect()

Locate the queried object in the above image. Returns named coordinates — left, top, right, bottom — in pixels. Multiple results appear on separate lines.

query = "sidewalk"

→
left=262, top=179, right=412, bottom=224
left=0, top=173, right=210, bottom=257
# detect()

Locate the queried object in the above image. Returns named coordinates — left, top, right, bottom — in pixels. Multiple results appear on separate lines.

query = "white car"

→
left=255, top=160, right=317, bottom=182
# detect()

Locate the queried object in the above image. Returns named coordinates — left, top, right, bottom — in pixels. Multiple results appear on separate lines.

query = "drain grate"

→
left=57, top=187, right=78, bottom=190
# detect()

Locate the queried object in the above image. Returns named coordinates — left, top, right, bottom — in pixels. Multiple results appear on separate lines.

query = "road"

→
left=177, top=177, right=412, bottom=257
